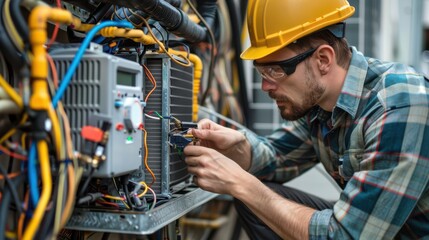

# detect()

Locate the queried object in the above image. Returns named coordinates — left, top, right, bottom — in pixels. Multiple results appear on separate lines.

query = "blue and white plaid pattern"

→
left=243, top=47, right=429, bottom=239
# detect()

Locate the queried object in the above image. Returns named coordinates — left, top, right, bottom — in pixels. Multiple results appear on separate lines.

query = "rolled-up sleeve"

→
left=241, top=117, right=318, bottom=182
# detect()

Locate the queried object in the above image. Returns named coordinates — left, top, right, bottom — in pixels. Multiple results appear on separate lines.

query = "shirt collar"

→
left=335, top=47, right=368, bottom=119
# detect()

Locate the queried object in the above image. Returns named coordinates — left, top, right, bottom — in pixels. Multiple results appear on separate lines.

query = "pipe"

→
left=112, top=7, right=148, bottom=26
left=10, top=0, right=29, bottom=43
left=165, top=0, right=181, bottom=8
left=0, top=0, right=24, bottom=70
left=196, top=0, right=218, bottom=31
left=99, top=27, right=157, bottom=45
left=100, top=0, right=207, bottom=42
left=85, top=2, right=113, bottom=24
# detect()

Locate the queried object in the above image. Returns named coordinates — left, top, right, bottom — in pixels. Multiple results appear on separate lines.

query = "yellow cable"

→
left=0, top=75, right=23, bottom=109
left=5, top=231, right=17, bottom=239
left=0, top=114, right=28, bottom=145
left=98, top=26, right=157, bottom=45
left=48, top=105, right=64, bottom=160
left=59, top=164, right=76, bottom=228
left=103, top=194, right=125, bottom=201
left=137, top=181, right=149, bottom=198
left=21, top=133, right=27, bottom=150
left=53, top=163, right=66, bottom=236
left=22, top=140, right=52, bottom=240
left=58, top=102, right=74, bottom=158
left=22, top=7, right=77, bottom=239
left=71, top=23, right=93, bottom=32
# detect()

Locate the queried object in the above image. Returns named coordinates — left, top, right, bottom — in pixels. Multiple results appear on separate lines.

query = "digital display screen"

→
left=117, top=70, right=136, bottom=86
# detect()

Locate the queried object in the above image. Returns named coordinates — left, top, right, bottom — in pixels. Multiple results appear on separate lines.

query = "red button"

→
left=116, top=123, right=124, bottom=131
left=81, top=126, right=103, bottom=143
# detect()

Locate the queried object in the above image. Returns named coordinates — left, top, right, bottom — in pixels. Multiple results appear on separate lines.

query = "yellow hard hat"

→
left=241, top=0, right=355, bottom=60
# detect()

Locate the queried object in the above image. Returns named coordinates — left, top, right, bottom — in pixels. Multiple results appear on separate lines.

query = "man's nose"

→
left=261, top=78, right=277, bottom=92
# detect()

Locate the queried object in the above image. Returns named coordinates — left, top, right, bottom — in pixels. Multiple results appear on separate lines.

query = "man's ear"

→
left=315, top=45, right=335, bottom=75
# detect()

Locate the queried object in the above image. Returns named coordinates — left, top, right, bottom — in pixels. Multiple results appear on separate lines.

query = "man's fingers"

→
left=197, top=118, right=217, bottom=130
left=183, top=144, right=208, bottom=156
left=191, top=128, right=221, bottom=141
left=184, top=155, right=199, bottom=167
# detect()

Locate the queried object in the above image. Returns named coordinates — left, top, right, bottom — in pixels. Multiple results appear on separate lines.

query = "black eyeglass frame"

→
left=253, top=47, right=318, bottom=77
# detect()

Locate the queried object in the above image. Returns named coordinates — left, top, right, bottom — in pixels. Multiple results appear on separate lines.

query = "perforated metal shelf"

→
left=66, top=187, right=218, bottom=235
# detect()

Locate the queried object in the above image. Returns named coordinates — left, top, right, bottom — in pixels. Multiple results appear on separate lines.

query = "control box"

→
left=51, top=44, right=144, bottom=177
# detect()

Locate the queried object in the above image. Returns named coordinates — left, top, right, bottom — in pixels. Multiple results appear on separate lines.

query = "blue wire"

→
left=92, top=35, right=105, bottom=44
left=52, top=21, right=133, bottom=108
left=28, top=143, right=39, bottom=207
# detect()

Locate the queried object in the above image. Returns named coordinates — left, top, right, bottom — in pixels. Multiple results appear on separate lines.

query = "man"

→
left=184, top=0, right=429, bottom=239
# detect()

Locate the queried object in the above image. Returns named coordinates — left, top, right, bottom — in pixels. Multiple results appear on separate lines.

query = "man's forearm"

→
left=233, top=174, right=315, bottom=239
left=224, top=135, right=252, bottom=171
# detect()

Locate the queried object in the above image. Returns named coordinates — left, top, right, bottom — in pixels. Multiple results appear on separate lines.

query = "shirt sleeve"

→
left=242, top=117, right=318, bottom=182
left=309, top=105, right=429, bottom=239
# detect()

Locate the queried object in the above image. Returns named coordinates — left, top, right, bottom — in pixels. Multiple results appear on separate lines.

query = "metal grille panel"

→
left=143, top=54, right=193, bottom=197
left=55, top=60, right=101, bottom=150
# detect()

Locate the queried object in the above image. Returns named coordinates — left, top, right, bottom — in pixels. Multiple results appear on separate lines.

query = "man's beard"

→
left=269, top=67, right=324, bottom=121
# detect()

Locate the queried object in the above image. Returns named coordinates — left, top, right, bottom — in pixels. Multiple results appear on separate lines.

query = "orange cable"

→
left=0, top=171, right=21, bottom=180
left=143, top=64, right=157, bottom=102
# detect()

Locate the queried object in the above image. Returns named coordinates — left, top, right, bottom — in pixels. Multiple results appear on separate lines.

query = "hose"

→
left=101, top=0, right=207, bottom=43
left=10, top=0, right=29, bottom=43
left=0, top=0, right=24, bottom=71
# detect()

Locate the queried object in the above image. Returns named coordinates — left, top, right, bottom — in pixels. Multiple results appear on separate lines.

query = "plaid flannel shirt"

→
left=243, top=47, right=429, bottom=239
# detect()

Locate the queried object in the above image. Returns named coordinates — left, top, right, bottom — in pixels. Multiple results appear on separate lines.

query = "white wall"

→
left=379, top=0, right=424, bottom=69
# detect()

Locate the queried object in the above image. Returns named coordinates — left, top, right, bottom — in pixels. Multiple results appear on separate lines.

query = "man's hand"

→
left=184, top=145, right=252, bottom=195
left=191, top=119, right=252, bottom=170
left=184, top=127, right=315, bottom=240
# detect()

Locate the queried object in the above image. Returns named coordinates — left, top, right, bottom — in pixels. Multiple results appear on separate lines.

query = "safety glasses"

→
left=253, top=47, right=318, bottom=80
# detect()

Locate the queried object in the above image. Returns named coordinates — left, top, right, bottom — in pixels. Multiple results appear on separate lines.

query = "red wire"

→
left=0, top=145, right=27, bottom=160
left=96, top=200, right=120, bottom=209
left=46, top=0, right=62, bottom=49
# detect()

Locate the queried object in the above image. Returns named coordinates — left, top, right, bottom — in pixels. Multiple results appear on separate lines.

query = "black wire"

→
left=10, top=0, right=29, bottom=43
left=168, top=40, right=190, bottom=59
left=0, top=164, right=23, bottom=213
left=121, top=175, right=134, bottom=210
left=0, top=0, right=24, bottom=71
left=36, top=168, right=62, bottom=239
left=150, top=23, right=165, bottom=43
left=0, top=182, right=11, bottom=240
left=123, top=185, right=133, bottom=210
left=85, top=3, right=114, bottom=24
left=101, top=232, right=110, bottom=240
left=0, top=174, right=23, bottom=240
left=78, top=167, right=95, bottom=198
left=187, top=0, right=217, bottom=106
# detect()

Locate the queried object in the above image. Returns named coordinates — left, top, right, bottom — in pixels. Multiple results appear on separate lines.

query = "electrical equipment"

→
left=0, top=0, right=240, bottom=238
left=51, top=44, right=144, bottom=177
left=140, top=53, right=194, bottom=197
